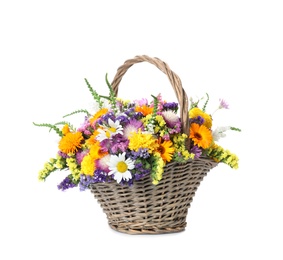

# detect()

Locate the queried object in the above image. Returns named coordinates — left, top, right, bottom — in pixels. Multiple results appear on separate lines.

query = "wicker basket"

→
left=90, top=55, right=218, bottom=235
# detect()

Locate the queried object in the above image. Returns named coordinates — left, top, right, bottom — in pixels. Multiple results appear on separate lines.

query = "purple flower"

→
left=123, top=119, right=144, bottom=138
left=109, top=134, right=129, bottom=153
left=115, top=100, right=124, bottom=111
left=219, top=99, right=229, bottom=109
left=134, top=162, right=150, bottom=177
left=99, top=139, right=111, bottom=152
left=77, top=116, right=92, bottom=135
left=115, top=114, right=129, bottom=125
left=128, top=148, right=150, bottom=160
left=161, top=111, right=180, bottom=128
left=79, top=170, right=110, bottom=191
left=162, top=133, right=170, bottom=140
left=190, top=116, right=204, bottom=125
left=76, top=150, right=89, bottom=164
left=168, top=122, right=181, bottom=134
left=163, top=102, right=179, bottom=112
left=58, top=151, right=69, bottom=158
left=118, top=178, right=134, bottom=187
left=124, top=107, right=143, bottom=120
left=190, top=145, right=202, bottom=159
left=58, top=175, right=77, bottom=191
left=96, top=112, right=116, bottom=125
left=93, top=169, right=110, bottom=182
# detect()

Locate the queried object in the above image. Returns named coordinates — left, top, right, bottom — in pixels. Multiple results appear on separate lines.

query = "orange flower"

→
left=135, top=105, right=154, bottom=116
left=62, top=124, right=70, bottom=135
left=189, top=123, right=212, bottom=149
left=58, top=132, right=84, bottom=154
left=156, top=138, right=175, bottom=162
left=85, top=130, right=99, bottom=146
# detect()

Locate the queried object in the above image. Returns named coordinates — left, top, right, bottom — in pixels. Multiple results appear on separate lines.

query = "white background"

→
left=1, top=0, right=283, bottom=259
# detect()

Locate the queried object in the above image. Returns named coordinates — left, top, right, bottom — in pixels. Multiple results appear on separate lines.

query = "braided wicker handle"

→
left=111, top=55, right=190, bottom=137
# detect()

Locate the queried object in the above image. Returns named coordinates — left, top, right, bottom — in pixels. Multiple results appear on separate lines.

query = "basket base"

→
left=91, top=158, right=218, bottom=235
left=108, top=222, right=187, bottom=235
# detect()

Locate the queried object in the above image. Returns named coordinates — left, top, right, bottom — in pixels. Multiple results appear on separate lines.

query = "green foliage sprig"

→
left=104, top=73, right=117, bottom=112
left=230, top=127, right=241, bottom=132
left=84, top=78, right=103, bottom=108
left=54, top=121, right=76, bottom=132
left=202, top=93, right=209, bottom=112
left=33, top=122, right=63, bottom=137
left=63, top=109, right=91, bottom=118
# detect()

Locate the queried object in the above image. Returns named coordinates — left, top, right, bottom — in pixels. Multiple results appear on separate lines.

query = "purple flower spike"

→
left=57, top=175, right=77, bottom=191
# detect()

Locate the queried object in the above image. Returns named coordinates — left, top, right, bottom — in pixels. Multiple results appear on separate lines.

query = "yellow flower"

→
left=81, top=154, right=95, bottom=176
left=89, top=142, right=108, bottom=159
left=58, top=132, right=84, bottom=154
left=155, top=115, right=166, bottom=126
left=189, top=107, right=212, bottom=128
left=152, top=153, right=165, bottom=185
left=156, top=138, right=175, bottom=162
left=190, top=123, right=213, bottom=149
left=128, top=130, right=158, bottom=153
left=66, top=157, right=81, bottom=180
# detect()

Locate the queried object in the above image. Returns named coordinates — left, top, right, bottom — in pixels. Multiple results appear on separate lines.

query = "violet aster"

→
left=190, top=145, right=202, bottom=159
left=123, top=119, right=144, bottom=138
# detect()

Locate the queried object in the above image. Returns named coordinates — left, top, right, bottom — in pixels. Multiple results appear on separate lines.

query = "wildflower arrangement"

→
left=34, top=75, right=240, bottom=192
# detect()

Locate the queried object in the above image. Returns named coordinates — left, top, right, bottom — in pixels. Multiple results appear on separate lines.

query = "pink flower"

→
left=96, top=154, right=111, bottom=173
left=134, top=98, right=148, bottom=106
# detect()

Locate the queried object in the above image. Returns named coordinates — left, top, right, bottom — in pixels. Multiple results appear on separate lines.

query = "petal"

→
left=114, top=173, right=123, bottom=183
left=122, top=171, right=132, bottom=181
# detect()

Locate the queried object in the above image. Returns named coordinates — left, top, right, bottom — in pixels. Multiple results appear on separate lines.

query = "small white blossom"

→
left=212, top=126, right=231, bottom=141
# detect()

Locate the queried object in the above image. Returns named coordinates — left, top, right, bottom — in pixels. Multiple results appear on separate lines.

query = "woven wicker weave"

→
left=90, top=55, right=218, bottom=234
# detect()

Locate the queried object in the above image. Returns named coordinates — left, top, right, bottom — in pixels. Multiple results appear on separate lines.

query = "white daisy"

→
left=107, top=152, right=135, bottom=183
left=96, top=118, right=123, bottom=142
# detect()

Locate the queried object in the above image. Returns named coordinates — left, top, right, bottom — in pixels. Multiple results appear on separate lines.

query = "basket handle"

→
left=111, top=55, right=190, bottom=137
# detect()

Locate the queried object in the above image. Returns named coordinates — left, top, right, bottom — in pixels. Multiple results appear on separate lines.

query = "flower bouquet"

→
left=34, top=55, right=240, bottom=234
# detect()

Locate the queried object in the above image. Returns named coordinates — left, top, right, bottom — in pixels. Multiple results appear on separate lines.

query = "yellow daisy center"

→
left=109, top=127, right=116, bottom=133
left=106, top=131, right=111, bottom=138
left=117, top=161, right=128, bottom=173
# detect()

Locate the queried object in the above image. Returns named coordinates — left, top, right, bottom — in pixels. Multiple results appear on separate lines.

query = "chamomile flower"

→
left=96, top=118, right=123, bottom=141
left=107, top=152, right=135, bottom=183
